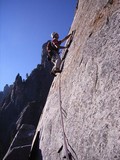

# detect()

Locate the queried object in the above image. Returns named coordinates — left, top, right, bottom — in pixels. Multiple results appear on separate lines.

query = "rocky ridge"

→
left=0, top=42, right=54, bottom=160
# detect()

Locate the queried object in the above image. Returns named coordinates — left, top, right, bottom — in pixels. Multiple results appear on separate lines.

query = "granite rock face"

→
left=31, top=0, right=120, bottom=160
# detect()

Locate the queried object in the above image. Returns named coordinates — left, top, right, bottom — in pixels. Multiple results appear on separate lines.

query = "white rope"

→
left=59, top=73, right=69, bottom=160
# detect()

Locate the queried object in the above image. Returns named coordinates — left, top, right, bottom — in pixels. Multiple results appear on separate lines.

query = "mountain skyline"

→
left=0, top=0, right=77, bottom=91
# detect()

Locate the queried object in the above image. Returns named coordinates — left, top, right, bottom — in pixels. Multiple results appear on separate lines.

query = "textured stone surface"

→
left=32, top=0, right=120, bottom=160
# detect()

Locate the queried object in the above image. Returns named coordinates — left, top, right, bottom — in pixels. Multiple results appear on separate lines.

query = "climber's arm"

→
left=52, top=39, right=69, bottom=49
left=60, top=33, right=72, bottom=43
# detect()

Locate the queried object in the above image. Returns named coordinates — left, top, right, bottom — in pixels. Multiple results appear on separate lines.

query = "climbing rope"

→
left=58, top=30, right=78, bottom=160
left=58, top=73, right=78, bottom=160
left=59, top=73, right=70, bottom=160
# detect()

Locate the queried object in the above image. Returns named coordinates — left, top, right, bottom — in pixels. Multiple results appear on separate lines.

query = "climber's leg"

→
left=54, top=53, right=61, bottom=72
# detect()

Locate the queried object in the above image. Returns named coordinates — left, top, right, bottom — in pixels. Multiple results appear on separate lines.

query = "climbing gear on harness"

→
left=46, top=40, right=61, bottom=61
left=47, top=40, right=60, bottom=52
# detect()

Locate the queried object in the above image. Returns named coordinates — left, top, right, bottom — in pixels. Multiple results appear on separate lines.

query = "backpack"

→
left=46, top=41, right=58, bottom=61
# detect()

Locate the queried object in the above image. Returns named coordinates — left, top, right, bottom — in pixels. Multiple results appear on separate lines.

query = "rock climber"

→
left=47, top=32, right=72, bottom=76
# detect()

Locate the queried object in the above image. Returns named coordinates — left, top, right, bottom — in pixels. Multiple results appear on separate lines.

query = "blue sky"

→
left=0, top=0, right=77, bottom=91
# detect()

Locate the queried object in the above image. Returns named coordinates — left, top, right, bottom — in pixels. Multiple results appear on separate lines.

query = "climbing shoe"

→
left=54, top=68, right=61, bottom=73
left=50, top=71, right=57, bottom=77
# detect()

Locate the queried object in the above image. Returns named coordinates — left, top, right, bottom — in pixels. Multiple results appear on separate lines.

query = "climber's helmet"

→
left=51, top=32, right=59, bottom=39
